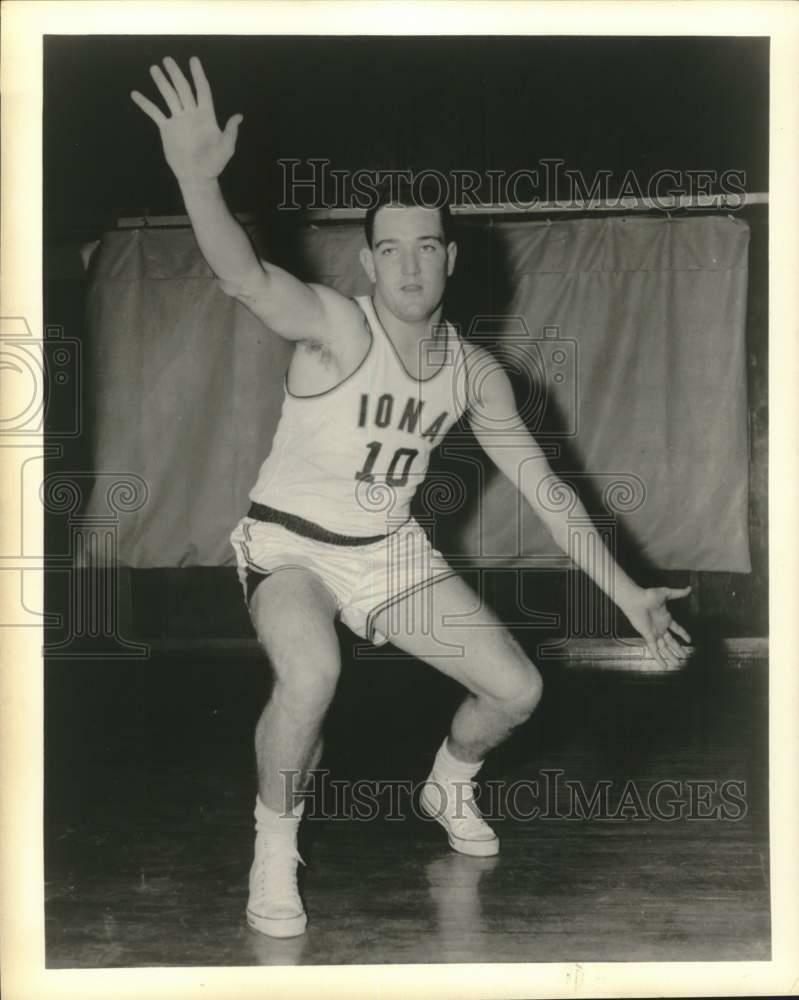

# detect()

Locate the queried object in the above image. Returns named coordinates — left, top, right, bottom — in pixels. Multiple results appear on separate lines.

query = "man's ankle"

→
left=429, top=738, right=484, bottom=786
left=254, top=795, right=304, bottom=836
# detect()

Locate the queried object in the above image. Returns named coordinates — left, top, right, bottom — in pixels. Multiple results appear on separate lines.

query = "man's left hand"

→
left=620, top=586, right=693, bottom=669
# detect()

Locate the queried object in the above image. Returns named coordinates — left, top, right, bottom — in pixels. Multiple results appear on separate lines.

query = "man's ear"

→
left=446, top=241, right=458, bottom=277
left=359, top=246, right=376, bottom=283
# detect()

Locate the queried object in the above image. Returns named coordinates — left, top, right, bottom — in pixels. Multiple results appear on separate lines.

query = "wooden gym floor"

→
left=44, top=638, right=769, bottom=967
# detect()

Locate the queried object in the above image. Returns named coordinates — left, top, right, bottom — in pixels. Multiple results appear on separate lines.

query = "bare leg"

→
left=372, top=574, right=543, bottom=760
left=245, top=567, right=340, bottom=937
left=254, top=700, right=328, bottom=814
left=444, top=679, right=531, bottom=764
left=372, top=573, right=542, bottom=856
left=250, top=568, right=340, bottom=814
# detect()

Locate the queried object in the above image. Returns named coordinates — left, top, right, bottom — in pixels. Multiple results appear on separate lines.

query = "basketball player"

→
left=132, top=56, right=693, bottom=939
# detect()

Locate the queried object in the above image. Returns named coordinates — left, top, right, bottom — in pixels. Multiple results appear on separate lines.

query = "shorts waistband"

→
left=246, top=501, right=395, bottom=547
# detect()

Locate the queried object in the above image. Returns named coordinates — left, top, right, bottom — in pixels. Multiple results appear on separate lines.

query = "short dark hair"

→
left=364, top=174, right=453, bottom=248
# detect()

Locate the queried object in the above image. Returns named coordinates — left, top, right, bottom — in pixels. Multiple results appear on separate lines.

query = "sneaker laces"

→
left=250, top=842, right=305, bottom=912
left=430, top=777, right=493, bottom=837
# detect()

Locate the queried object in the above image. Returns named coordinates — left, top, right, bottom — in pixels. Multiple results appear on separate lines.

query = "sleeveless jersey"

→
left=249, top=296, right=470, bottom=536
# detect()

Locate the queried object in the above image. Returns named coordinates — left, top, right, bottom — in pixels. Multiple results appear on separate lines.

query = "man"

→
left=132, top=56, right=692, bottom=939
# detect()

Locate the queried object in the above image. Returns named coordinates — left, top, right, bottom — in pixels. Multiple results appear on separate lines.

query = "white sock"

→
left=430, top=738, right=483, bottom=784
left=254, top=796, right=304, bottom=840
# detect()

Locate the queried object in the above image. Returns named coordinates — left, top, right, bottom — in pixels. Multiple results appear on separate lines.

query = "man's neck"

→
left=372, top=296, right=446, bottom=343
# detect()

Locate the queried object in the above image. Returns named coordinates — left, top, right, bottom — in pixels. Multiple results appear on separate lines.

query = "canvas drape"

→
left=84, top=216, right=750, bottom=572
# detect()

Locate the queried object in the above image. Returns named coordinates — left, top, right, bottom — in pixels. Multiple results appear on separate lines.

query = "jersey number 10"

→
left=355, top=441, right=419, bottom=487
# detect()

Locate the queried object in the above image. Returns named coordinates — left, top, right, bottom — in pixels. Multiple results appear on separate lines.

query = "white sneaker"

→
left=247, top=839, right=307, bottom=938
left=419, top=777, right=500, bottom=857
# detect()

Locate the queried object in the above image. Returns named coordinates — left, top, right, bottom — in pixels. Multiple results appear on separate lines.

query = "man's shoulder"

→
left=303, top=283, right=368, bottom=345
left=459, top=340, right=500, bottom=371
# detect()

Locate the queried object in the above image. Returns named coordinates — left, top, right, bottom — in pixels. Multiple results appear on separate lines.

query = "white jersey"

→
left=249, top=296, right=470, bottom=537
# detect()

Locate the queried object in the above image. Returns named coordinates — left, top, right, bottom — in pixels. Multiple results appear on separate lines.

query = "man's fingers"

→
left=656, top=635, right=678, bottom=668
left=670, top=621, right=692, bottom=644
left=162, top=57, right=196, bottom=111
left=149, top=64, right=183, bottom=116
left=131, top=90, right=167, bottom=127
left=189, top=56, right=214, bottom=110
left=646, top=635, right=666, bottom=669
left=666, top=586, right=692, bottom=600
left=662, top=631, right=686, bottom=662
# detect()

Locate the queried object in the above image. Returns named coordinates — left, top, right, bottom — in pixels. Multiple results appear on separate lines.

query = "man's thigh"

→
left=371, top=572, right=538, bottom=701
left=248, top=567, right=340, bottom=671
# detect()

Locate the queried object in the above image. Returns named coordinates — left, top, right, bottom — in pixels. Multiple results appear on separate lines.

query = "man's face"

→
left=359, top=205, right=457, bottom=323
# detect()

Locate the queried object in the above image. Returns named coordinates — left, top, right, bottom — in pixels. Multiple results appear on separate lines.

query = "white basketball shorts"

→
left=229, top=514, right=457, bottom=646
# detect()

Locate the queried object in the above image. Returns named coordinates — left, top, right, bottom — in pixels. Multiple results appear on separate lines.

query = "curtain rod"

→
left=116, top=192, right=768, bottom=229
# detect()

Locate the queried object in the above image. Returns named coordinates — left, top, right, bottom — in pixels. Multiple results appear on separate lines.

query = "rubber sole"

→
left=246, top=907, right=308, bottom=938
left=419, top=785, right=500, bottom=858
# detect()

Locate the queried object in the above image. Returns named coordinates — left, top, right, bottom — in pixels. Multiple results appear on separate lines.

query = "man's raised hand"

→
left=131, top=56, right=243, bottom=184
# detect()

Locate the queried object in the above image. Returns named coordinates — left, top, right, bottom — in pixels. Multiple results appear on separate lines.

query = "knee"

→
left=249, top=574, right=340, bottom=715
left=506, top=666, right=543, bottom=725
left=254, top=607, right=341, bottom=715
left=493, top=645, right=543, bottom=726
left=271, top=656, right=340, bottom=716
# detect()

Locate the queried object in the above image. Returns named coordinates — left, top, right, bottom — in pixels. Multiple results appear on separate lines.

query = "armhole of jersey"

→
left=351, top=296, right=376, bottom=356
left=356, top=296, right=383, bottom=345
left=284, top=297, right=374, bottom=400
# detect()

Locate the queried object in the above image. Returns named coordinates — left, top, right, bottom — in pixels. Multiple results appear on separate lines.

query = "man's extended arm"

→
left=130, top=56, right=345, bottom=342
left=465, top=346, right=692, bottom=668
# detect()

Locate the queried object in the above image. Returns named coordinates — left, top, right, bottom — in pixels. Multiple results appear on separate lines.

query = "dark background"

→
left=44, top=35, right=768, bottom=232
left=43, top=35, right=769, bottom=641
